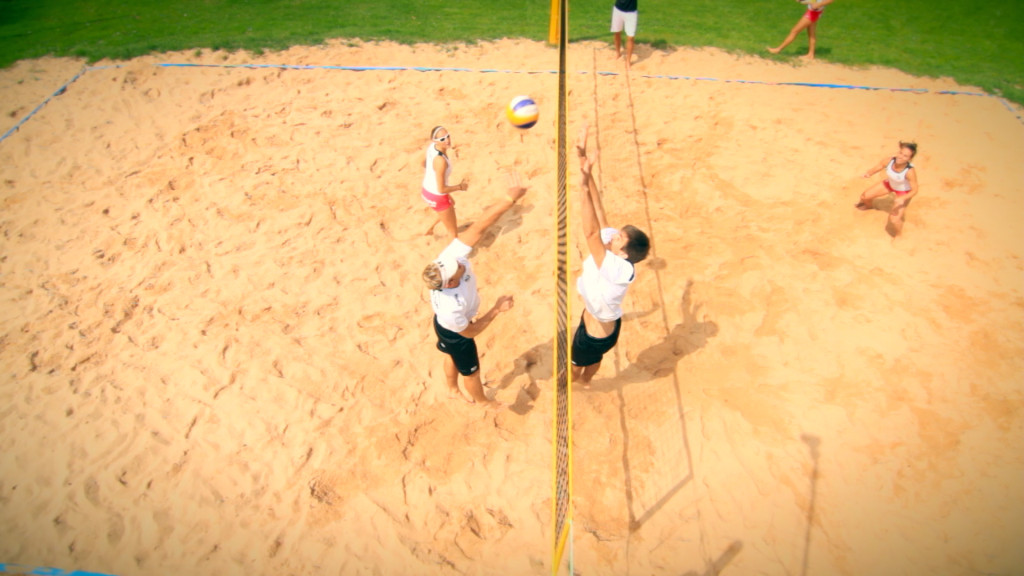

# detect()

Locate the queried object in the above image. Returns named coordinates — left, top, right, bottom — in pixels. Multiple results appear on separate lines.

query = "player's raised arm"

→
left=577, top=125, right=607, bottom=268
left=862, top=157, right=889, bottom=179
left=458, top=170, right=527, bottom=249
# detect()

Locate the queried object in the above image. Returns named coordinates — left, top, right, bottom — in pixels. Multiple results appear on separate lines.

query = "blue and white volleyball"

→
left=506, top=95, right=539, bottom=129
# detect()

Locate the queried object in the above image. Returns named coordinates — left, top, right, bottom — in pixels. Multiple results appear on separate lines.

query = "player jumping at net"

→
left=422, top=172, right=527, bottom=405
left=571, top=125, right=650, bottom=389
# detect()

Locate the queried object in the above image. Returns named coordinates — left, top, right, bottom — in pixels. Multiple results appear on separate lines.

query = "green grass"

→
left=1, top=0, right=1022, bottom=105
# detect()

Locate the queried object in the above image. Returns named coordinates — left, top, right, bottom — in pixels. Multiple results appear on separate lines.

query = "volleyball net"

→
left=550, top=0, right=573, bottom=573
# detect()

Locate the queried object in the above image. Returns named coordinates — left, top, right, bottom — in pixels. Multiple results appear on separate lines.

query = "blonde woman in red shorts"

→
left=422, top=126, right=469, bottom=241
left=767, top=0, right=835, bottom=60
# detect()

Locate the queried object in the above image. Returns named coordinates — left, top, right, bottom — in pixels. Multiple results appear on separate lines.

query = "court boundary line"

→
left=0, top=562, right=116, bottom=576
left=2, top=61, right=1020, bottom=146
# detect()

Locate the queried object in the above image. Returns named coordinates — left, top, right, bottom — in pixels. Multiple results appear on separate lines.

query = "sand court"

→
left=1, top=39, right=1023, bottom=575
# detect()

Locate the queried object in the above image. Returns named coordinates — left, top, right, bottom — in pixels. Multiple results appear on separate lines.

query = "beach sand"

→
left=1, top=39, right=1022, bottom=575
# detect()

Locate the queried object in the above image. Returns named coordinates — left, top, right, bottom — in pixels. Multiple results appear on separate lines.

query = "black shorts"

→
left=433, top=315, right=480, bottom=376
left=571, top=314, right=621, bottom=367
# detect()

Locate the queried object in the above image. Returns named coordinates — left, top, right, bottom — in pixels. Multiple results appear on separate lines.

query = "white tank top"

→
left=422, top=144, right=452, bottom=194
left=885, top=158, right=913, bottom=192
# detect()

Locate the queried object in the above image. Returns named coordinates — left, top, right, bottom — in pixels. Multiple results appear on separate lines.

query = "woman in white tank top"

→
left=421, top=126, right=469, bottom=241
left=856, top=141, right=919, bottom=237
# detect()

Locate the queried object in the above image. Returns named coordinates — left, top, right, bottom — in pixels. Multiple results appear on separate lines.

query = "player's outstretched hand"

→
left=576, top=123, right=589, bottom=159
left=495, top=295, right=515, bottom=313
left=577, top=123, right=598, bottom=178
left=506, top=170, right=527, bottom=203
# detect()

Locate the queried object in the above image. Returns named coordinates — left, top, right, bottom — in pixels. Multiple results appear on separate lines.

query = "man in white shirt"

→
left=572, top=125, right=650, bottom=388
left=422, top=175, right=527, bottom=405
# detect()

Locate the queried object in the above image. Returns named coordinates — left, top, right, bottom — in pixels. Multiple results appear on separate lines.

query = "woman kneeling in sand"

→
left=856, top=141, right=919, bottom=237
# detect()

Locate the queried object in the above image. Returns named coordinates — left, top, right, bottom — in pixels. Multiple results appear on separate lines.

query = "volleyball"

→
left=506, top=95, right=539, bottom=129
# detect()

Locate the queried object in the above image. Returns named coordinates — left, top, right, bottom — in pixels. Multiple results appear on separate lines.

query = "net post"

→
left=548, top=0, right=560, bottom=45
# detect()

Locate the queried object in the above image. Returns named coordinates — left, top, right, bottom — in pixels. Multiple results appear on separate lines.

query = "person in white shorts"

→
left=572, top=124, right=650, bottom=388
left=611, top=0, right=638, bottom=70
left=422, top=173, right=527, bottom=405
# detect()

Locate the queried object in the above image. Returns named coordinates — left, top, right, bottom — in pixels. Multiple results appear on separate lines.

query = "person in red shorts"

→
left=421, top=125, right=469, bottom=241
left=856, top=141, right=920, bottom=237
left=767, top=0, right=836, bottom=60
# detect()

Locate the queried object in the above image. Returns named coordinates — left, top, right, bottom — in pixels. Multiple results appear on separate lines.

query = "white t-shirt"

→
left=577, top=228, right=635, bottom=322
left=422, top=143, right=451, bottom=194
left=431, top=239, right=478, bottom=333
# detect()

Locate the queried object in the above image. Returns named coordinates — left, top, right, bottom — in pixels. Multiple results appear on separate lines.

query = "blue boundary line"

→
left=155, top=62, right=558, bottom=74
left=1, top=61, right=1021, bottom=146
left=637, top=71, right=1001, bottom=96
left=0, top=65, right=121, bottom=145
left=0, top=67, right=87, bottom=143
left=0, top=563, right=116, bottom=576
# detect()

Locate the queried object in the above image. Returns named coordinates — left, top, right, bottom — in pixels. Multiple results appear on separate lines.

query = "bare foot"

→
left=767, top=46, right=781, bottom=54
left=448, top=386, right=475, bottom=404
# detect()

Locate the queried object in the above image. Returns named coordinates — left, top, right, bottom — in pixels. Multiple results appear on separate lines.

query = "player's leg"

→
left=768, top=16, right=812, bottom=54
left=570, top=362, right=597, bottom=389
left=570, top=317, right=609, bottom=390
left=805, top=21, right=818, bottom=59
left=437, top=205, right=458, bottom=241
left=462, top=371, right=491, bottom=403
left=624, top=11, right=637, bottom=69
left=577, top=362, right=601, bottom=389
left=443, top=354, right=467, bottom=400
left=611, top=8, right=625, bottom=58
left=857, top=181, right=889, bottom=210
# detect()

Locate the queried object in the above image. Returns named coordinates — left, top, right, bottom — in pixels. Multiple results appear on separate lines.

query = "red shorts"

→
left=884, top=181, right=911, bottom=196
left=421, top=188, right=453, bottom=211
left=805, top=9, right=823, bottom=23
